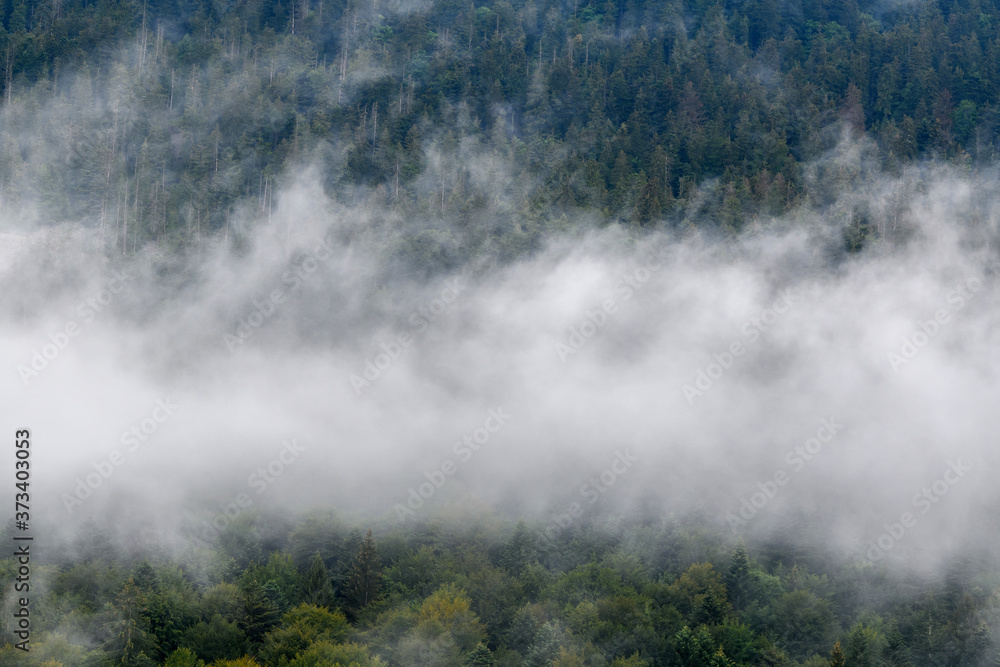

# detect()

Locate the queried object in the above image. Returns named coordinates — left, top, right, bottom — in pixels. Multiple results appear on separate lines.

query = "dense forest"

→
left=1, top=0, right=999, bottom=263
left=4, top=0, right=1000, bottom=664
left=1, top=513, right=997, bottom=666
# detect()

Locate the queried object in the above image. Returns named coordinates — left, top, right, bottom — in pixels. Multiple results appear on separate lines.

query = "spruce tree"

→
left=498, top=520, right=535, bottom=576
left=238, top=580, right=281, bottom=647
left=829, top=641, right=846, bottom=667
left=726, top=539, right=751, bottom=611
left=347, top=529, right=382, bottom=610
left=303, top=551, right=335, bottom=608
left=464, top=642, right=496, bottom=666
left=103, top=576, right=158, bottom=666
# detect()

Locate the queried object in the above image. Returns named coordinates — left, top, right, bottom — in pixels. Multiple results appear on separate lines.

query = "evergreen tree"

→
left=103, top=577, right=158, bottom=667
left=726, top=540, right=751, bottom=611
left=238, top=581, right=281, bottom=647
left=347, top=529, right=382, bottom=610
left=881, top=628, right=911, bottom=666
left=829, top=641, right=846, bottom=667
left=524, top=622, right=561, bottom=667
left=303, top=552, right=335, bottom=608
left=498, top=520, right=536, bottom=576
left=464, top=642, right=496, bottom=666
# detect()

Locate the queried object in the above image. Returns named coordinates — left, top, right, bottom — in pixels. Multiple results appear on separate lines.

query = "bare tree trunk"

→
left=371, top=102, right=377, bottom=156
left=123, top=180, right=128, bottom=254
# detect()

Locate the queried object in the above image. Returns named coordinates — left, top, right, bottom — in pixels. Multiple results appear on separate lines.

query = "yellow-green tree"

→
left=416, top=584, right=486, bottom=651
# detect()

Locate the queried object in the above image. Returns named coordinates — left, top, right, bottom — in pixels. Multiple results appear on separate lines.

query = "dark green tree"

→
left=303, top=552, right=335, bottom=608
left=346, top=529, right=383, bottom=610
left=498, top=521, right=536, bottom=576
left=725, top=540, right=750, bottom=611
left=464, top=642, right=496, bottom=666
left=237, top=580, right=281, bottom=647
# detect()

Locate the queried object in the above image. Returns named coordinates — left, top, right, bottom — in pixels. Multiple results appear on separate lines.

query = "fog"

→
left=1, top=116, right=998, bottom=581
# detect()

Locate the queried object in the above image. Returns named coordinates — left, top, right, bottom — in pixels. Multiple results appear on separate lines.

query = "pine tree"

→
left=882, top=628, right=911, bottom=666
left=303, top=552, right=335, bottom=608
left=498, top=520, right=535, bottom=576
left=103, top=577, right=158, bottom=666
left=524, top=622, right=560, bottom=667
left=726, top=539, right=750, bottom=611
left=238, top=580, right=281, bottom=646
left=132, top=561, right=159, bottom=594
left=464, top=642, right=496, bottom=666
left=829, top=641, right=846, bottom=667
left=346, top=529, right=382, bottom=610
left=697, top=589, right=727, bottom=625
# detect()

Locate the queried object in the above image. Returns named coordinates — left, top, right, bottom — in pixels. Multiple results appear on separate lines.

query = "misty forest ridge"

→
left=2, top=0, right=1000, bottom=665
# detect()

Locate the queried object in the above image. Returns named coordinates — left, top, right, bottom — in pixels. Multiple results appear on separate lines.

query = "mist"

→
left=0, top=122, right=996, bottom=586
left=6, top=0, right=1000, bottom=659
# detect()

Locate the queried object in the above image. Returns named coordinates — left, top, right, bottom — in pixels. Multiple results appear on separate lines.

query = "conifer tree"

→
left=726, top=539, right=751, bottom=610
left=829, top=641, right=846, bottom=667
left=347, top=529, right=382, bottom=609
left=303, top=551, right=335, bottom=608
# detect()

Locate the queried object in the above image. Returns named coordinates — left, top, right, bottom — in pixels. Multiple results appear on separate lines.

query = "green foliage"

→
left=667, top=562, right=731, bottom=624
left=416, top=583, right=487, bottom=651
left=673, top=625, right=735, bottom=667
left=725, top=540, right=750, bottom=610
left=768, top=590, right=835, bottom=660
left=7, top=514, right=1000, bottom=666
left=240, top=552, right=304, bottom=611
left=498, top=521, right=537, bottom=576
left=286, top=640, right=385, bottom=666
left=302, top=552, right=335, bottom=608
left=463, top=642, right=495, bottom=666
left=180, top=614, right=248, bottom=664
left=828, top=641, right=845, bottom=667
left=102, top=576, right=158, bottom=666
left=236, top=581, right=282, bottom=648
left=346, top=529, right=383, bottom=611
left=165, top=648, right=205, bottom=667
left=205, top=658, right=262, bottom=667
left=3, top=0, right=1000, bottom=263
left=846, top=621, right=886, bottom=666
left=523, top=621, right=562, bottom=666
left=258, top=604, right=350, bottom=665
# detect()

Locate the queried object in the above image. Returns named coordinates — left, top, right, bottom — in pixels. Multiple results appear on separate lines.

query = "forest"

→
left=1, top=512, right=997, bottom=666
left=3, top=0, right=1000, bottom=663
left=1, top=0, right=998, bottom=265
